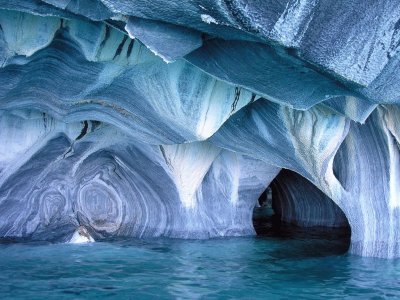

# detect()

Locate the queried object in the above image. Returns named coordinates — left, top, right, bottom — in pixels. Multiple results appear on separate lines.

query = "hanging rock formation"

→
left=0, top=1, right=399, bottom=258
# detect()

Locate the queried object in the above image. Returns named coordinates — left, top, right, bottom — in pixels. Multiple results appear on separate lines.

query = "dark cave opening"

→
left=253, top=169, right=351, bottom=256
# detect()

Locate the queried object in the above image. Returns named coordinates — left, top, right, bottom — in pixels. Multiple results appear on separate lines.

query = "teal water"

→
left=0, top=232, right=399, bottom=299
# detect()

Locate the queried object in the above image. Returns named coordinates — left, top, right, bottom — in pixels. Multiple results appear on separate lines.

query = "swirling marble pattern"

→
left=0, top=112, right=280, bottom=240
left=0, top=1, right=399, bottom=258
left=0, top=11, right=254, bottom=144
left=333, top=107, right=400, bottom=258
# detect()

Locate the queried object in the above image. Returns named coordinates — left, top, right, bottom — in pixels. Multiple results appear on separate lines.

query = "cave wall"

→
left=271, top=169, right=348, bottom=228
left=0, top=111, right=280, bottom=240
left=0, top=1, right=399, bottom=258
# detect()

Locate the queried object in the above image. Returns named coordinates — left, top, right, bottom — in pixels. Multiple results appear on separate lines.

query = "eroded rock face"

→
left=270, top=169, right=349, bottom=228
left=0, top=1, right=399, bottom=258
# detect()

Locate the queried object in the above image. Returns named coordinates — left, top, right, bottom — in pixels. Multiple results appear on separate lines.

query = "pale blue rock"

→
left=125, top=17, right=203, bottom=62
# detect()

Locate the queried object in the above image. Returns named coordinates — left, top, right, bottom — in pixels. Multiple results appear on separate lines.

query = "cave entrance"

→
left=253, top=169, right=351, bottom=256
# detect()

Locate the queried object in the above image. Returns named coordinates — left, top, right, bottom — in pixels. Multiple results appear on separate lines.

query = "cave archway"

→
left=253, top=169, right=351, bottom=255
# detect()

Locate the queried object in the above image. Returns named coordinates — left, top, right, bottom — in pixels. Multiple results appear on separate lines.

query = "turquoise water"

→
left=0, top=231, right=399, bottom=299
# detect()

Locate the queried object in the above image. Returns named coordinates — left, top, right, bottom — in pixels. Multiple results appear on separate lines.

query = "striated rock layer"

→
left=270, top=169, right=349, bottom=228
left=0, top=1, right=399, bottom=258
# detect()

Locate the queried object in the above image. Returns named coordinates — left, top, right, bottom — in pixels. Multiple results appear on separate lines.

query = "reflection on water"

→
left=253, top=205, right=351, bottom=258
left=0, top=208, right=393, bottom=300
left=0, top=226, right=399, bottom=299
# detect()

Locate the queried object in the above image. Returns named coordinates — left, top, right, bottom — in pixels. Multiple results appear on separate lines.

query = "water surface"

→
left=0, top=230, right=399, bottom=299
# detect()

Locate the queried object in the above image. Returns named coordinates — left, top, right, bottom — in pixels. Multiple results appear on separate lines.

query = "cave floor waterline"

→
left=0, top=232, right=398, bottom=299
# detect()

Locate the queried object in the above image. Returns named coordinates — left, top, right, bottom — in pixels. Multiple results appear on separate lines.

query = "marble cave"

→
left=0, top=0, right=400, bottom=262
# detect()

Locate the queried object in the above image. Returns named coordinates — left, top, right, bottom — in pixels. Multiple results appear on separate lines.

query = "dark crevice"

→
left=62, top=147, right=73, bottom=159
left=90, top=120, right=102, bottom=132
left=249, top=93, right=257, bottom=103
left=76, top=120, right=89, bottom=141
left=42, top=112, right=47, bottom=130
left=113, top=35, right=128, bottom=59
left=127, top=39, right=135, bottom=58
left=231, top=87, right=241, bottom=112
left=253, top=169, right=351, bottom=256
left=99, top=26, right=110, bottom=50
left=159, top=145, right=171, bottom=167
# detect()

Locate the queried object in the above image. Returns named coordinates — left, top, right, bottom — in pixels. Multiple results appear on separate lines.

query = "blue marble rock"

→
left=0, top=1, right=399, bottom=258
left=125, top=17, right=203, bottom=62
